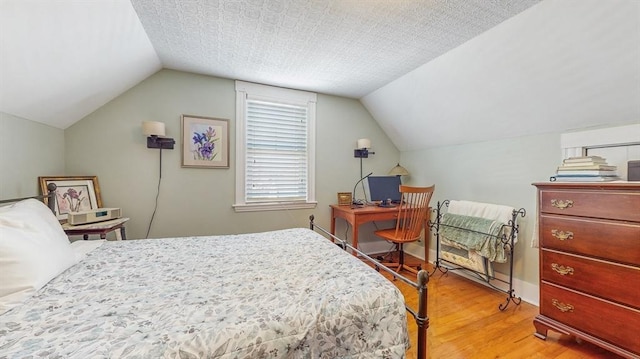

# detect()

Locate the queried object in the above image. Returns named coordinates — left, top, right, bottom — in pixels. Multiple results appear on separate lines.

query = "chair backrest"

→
left=394, top=185, right=435, bottom=241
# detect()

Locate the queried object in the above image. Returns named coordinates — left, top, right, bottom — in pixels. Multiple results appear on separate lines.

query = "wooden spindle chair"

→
left=375, top=185, right=435, bottom=275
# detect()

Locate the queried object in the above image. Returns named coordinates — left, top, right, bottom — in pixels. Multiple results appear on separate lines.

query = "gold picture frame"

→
left=38, top=176, right=102, bottom=220
left=337, top=192, right=352, bottom=206
left=181, top=114, right=230, bottom=168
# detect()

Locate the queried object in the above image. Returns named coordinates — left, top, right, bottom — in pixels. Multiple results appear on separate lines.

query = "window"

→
left=234, top=81, right=317, bottom=212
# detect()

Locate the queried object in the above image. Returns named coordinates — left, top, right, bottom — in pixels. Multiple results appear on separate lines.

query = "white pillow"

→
left=0, top=199, right=79, bottom=314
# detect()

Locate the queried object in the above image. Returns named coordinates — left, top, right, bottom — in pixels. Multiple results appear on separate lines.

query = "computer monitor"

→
left=367, top=176, right=402, bottom=203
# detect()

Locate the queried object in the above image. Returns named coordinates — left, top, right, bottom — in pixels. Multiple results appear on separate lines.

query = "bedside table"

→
left=62, top=217, right=130, bottom=240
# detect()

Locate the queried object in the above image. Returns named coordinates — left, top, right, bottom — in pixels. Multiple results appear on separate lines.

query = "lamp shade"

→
left=357, top=138, right=371, bottom=149
left=389, top=163, right=409, bottom=176
left=142, top=121, right=166, bottom=136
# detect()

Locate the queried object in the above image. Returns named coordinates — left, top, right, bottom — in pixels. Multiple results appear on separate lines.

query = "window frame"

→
left=560, top=123, right=640, bottom=158
left=233, top=80, right=317, bottom=212
left=560, top=123, right=640, bottom=181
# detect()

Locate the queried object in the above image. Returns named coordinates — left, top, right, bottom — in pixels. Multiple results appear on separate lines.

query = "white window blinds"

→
left=234, top=80, right=316, bottom=212
left=245, top=100, right=308, bottom=202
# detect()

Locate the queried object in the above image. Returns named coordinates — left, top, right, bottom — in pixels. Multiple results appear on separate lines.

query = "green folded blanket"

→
left=440, top=213, right=507, bottom=263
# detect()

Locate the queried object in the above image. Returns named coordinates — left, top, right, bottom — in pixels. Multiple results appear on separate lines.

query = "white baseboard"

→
left=404, top=243, right=539, bottom=307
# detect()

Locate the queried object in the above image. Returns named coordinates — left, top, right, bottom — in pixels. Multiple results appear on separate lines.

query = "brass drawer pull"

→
left=551, top=199, right=574, bottom=209
left=552, top=299, right=574, bottom=313
left=551, top=229, right=574, bottom=241
left=551, top=263, right=574, bottom=275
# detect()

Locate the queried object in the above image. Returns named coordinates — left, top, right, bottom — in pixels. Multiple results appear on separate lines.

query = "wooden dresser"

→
left=533, top=182, right=640, bottom=359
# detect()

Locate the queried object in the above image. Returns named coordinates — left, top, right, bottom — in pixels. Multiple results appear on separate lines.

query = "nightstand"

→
left=62, top=217, right=130, bottom=240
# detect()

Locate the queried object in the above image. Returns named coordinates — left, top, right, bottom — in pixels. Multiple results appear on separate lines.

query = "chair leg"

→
left=379, top=242, right=423, bottom=277
left=379, top=244, right=413, bottom=276
left=379, top=249, right=400, bottom=273
left=398, top=244, right=419, bottom=276
left=402, top=264, right=419, bottom=275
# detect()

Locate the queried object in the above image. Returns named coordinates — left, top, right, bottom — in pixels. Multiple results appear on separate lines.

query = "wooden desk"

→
left=62, top=217, right=129, bottom=240
left=330, top=204, right=397, bottom=253
left=330, top=204, right=430, bottom=258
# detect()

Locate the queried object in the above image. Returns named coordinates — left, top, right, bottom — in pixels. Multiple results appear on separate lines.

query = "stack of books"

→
left=552, top=156, right=620, bottom=182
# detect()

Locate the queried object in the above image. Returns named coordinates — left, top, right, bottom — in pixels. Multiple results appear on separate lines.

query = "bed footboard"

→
left=309, top=215, right=429, bottom=359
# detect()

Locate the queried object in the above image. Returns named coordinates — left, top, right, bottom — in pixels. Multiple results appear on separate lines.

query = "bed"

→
left=0, top=189, right=427, bottom=358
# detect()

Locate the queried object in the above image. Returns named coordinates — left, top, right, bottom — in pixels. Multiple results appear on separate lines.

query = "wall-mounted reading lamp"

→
left=142, top=121, right=174, bottom=240
left=354, top=138, right=373, bottom=159
left=354, top=138, right=375, bottom=178
left=353, top=138, right=375, bottom=204
left=142, top=121, right=175, bottom=149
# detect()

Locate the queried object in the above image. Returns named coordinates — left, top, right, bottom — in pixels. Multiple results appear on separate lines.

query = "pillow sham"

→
left=0, top=199, right=79, bottom=314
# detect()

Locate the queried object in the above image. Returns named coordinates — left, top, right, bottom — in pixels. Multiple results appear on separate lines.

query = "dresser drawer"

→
left=541, top=249, right=640, bottom=309
left=539, top=189, right=640, bottom=222
left=540, top=214, right=640, bottom=265
left=540, top=282, right=640, bottom=355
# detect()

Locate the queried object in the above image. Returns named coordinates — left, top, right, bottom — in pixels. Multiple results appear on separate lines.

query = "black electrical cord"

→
left=145, top=148, right=162, bottom=239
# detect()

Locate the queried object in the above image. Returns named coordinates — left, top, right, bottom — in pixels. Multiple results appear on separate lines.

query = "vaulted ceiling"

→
left=131, top=0, right=540, bottom=99
left=0, top=0, right=539, bottom=129
left=1, top=0, right=638, bottom=151
left=362, top=0, right=640, bottom=150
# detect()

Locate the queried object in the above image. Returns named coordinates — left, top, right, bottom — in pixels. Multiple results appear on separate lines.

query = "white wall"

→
left=358, top=0, right=639, bottom=304
left=402, top=131, right=559, bottom=287
left=64, top=69, right=400, bottom=241
left=0, top=112, right=65, bottom=199
left=400, top=123, right=638, bottom=305
left=362, top=0, right=639, bottom=152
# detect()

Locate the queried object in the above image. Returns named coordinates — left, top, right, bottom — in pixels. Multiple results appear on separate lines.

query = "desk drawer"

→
left=540, top=282, right=640, bottom=355
left=541, top=249, right=640, bottom=308
left=539, top=214, right=640, bottom=265
left=539, top=189, right=640, bottom=222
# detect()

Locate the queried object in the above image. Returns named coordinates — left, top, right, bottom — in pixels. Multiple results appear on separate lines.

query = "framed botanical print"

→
left=38, top=176, right=102, bottom=220
left=181, top=115, right=230, bottom=168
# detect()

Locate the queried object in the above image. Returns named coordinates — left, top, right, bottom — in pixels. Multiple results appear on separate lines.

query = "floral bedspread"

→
left=0, top=228, right=409, bottom=358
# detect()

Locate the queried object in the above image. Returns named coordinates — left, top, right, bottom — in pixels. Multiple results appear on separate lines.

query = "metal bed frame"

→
left=0, top=183, right=57, bottom=210
left=1, top=191, right=427, bottom=358
left=309, top=215, right=429, bottom=359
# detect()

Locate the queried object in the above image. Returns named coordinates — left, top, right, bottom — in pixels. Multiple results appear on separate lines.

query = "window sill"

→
left=233, top=201, right=318, bottom=212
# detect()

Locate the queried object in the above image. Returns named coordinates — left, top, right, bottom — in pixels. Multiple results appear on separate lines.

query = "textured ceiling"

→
left=130, top=0, right=541, bottom=98
left=7, top=1, right=634, bottom=154
left=1, top=0, right=543, bottom=129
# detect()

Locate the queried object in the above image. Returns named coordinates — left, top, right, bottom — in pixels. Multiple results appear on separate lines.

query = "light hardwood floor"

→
left=368, top=255, right=626, bottom=359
